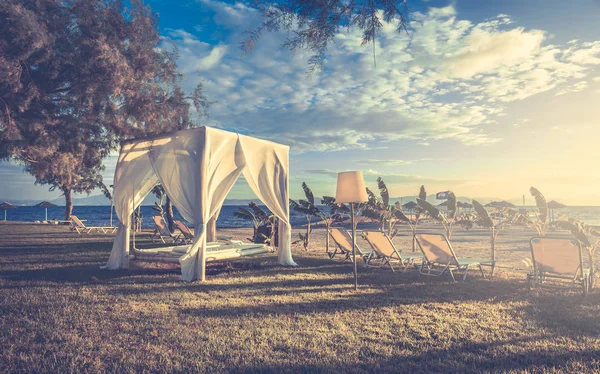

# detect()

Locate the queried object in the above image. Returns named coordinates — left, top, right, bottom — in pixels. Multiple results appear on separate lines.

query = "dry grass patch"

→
left=1, top=222, right=600, bottom=373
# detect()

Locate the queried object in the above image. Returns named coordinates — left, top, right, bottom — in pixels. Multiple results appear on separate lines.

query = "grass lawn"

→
left=1, top=222, right=600, bottom=373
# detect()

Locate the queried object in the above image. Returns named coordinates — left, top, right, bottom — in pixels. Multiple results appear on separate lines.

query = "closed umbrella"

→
left=0, top=202, right=17, bottom=221
left=35, top=201, right=58, bottom=221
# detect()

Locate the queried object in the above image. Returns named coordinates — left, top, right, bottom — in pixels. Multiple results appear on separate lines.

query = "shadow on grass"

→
left=233, top=342, right=600, bottom=373
left=516, top=292, right=600, bottom=337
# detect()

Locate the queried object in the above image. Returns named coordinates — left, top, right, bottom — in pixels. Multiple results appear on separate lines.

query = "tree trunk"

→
left=304, top=217, right=311, bottom=250
left=325, top=221, right=330, bottom=254
left=491, top=227, right=496, bottom=261
left=109, top=202, right=114, bottom=227
left=207, top=216, right=217, bottom=242
left=165, top=196, right=175, bottom=232
left=587, top=248, right=595, bottom=289
left=63, top=187, right=73, bottom=220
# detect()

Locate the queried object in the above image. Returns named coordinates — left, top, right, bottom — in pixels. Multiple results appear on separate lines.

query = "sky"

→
left=1, top=0, right=600, bottom=205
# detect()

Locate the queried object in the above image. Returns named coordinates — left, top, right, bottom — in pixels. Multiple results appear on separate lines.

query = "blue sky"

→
left=2, top=0, right=600, bottom=205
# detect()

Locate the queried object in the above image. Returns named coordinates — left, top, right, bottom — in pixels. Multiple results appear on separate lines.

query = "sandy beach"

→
left=2, top=221, right=600, bottom=372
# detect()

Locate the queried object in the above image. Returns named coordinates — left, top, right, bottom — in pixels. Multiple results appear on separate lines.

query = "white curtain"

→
left=147, top=128, right=245, bottom=281
left=103, top=142, right=159, bottom=270
left=104, top=126, right=296, bottom=280
left=239, top=134, right=297, bottom=266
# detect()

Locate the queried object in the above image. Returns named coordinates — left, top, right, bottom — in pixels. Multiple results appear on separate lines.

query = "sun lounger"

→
left=414, top=233, right=495, bottom=282
left=362, top=230, right=422, bottom=272
left=527, top=237, right=590, bottom=295
left=151, top=215, right=183, bottom=244
left=173, top=220, right=243, bottom=245
left=174, top=220, right=194, bottom=244
left=70, top=215, right=117, bottom=234
left=328, top=227, right=373, bottom=264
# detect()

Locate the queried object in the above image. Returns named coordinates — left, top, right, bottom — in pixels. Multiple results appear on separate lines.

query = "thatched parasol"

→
left=0, top=201, right=17, bottom=221
left=485, top=201, right=515, bottom=208
left=548, top=200, right=567, bottom=221
left=548, top=200, right=566, bottom=209
left=35, top=201, right=58, bottom=221
left=458, top=201, right=473, bottom=209
left=402, top=201, right=418, bottom=209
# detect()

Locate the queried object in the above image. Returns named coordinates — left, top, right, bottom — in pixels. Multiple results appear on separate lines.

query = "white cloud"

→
left=303, top=168, right=463, bottom=185
left=444, top=28, right=545, bottom=79
left=354, top=159, right=432, bottom=166
left=162, top=3, right=600, bottom=153
left=555, top=80, right=589, bottom=96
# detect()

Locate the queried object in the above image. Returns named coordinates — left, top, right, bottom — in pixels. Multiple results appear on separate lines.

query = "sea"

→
left=1, top=205, right=312, bottom=228
left=3, top=205, right=600, bottom=228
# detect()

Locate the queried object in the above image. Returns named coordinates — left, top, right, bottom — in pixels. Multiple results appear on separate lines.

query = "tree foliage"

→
left=242, top=0, right=409, bottom=73
left=0, top=0, right=209, bottom=218
left=234, top=202, right=277, bottom=244
left=362, top=177, right=401, bottom=236
left=289, top=182, right=321, bottom=249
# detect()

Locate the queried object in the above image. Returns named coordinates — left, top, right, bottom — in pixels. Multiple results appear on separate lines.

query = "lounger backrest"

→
left=153, top=216, right=171, bottom=236
left=175, top=220, right=194, bottom=239
left=330, top=227, right=369, bottom=256
left=329, top=228, right=353, bottom=253
left=530, top=237, right=582, bottom=276
left=414, top=233, right=459, bottom=266
left=363, top=231, right=397, bottom=258
left=71, top=215, right=86, bottom=228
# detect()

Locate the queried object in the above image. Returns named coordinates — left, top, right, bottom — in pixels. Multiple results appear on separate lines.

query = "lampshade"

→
left=335, top=171, right=368, bottom=203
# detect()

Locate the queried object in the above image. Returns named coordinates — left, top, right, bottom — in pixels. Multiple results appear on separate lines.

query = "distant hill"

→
left=1, top=192, right=524, bottom=207
left=1, top=194, right=268, bottom=207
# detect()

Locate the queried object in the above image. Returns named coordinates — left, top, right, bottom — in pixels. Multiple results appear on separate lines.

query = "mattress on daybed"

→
left=133, top=241, right=272, bottom=263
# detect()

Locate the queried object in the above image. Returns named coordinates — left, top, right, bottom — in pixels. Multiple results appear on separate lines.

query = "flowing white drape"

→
left=103, top=142, right=159, bottom=270
left=103, top=127, right=296, bottom=281
left=239, top=134, right=297, bottom=266
left=148, top=129, right=245, bottom=281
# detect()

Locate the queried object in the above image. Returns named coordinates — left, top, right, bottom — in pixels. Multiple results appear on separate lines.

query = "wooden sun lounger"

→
left=70, top=215, right=117, bottom=234
left=328, top=227, right=374, bottom=265
left=174, top=220, right=194, bottom=244
left=151, top=216, right=184, bottom=244
left=528, top=237, right=590, bottom=296
left=415, top=233, right=495, bottom=282
left=362, top=230, right=422, bottom=272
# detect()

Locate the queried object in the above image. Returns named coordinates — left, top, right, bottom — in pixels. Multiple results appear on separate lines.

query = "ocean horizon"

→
left=4, top=205, right=600, bottom=228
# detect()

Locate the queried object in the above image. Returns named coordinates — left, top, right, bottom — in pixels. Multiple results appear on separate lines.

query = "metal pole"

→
left=132, top=190, right=136, bottom=249
left=4, top=210, right=6, bottom=221
left=351, top=203, right=358, bottom=290
left=45, top=208, right=48, bottom=221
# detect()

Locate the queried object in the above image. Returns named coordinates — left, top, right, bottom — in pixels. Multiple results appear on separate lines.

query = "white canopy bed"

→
left=102, top=126, right=297, bottom=281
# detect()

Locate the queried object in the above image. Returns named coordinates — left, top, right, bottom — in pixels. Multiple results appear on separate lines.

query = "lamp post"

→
left=335, top=171, right=368, bottom=290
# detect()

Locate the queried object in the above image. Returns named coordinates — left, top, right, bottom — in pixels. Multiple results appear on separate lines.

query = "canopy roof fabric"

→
left=103, top=126, right=297, bottom=281
left=35, top=201, right=57, bottom=208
